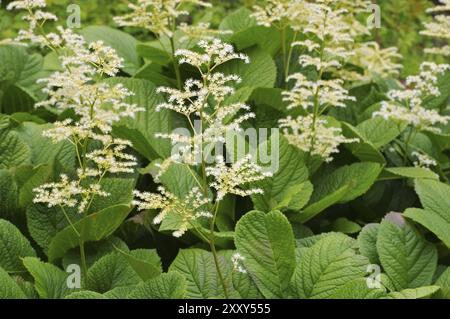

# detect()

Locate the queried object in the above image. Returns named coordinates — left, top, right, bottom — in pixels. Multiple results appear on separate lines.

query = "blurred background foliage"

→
left=0, top=0, right=443, bottom=77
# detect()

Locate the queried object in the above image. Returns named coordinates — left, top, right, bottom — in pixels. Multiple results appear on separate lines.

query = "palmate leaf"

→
left=377, top=213, right=437, bottom=290
left=48, top=204, right=132, bottom=261
left=290, top=233, right=369, bottom=299
left=235, top=210, right=296, bottom=298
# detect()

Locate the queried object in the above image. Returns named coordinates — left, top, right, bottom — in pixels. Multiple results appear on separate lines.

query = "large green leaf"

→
left=219, top=8, right=280, bottom=56
left=22, top=257, right=70, bottom=299
left=387, top=286, right=440, bottom=299
left=250, top=137, right=309, bottom=211
left=128, top=272, right=186, bottom=299
left=404, top=179, right=450, bottom=248
left=329, top=278, right=386, bottom=299
left=290, top=233, right=369, bottom=299
left=0, top=266, right=26, bottom=299
left=341, top=123, right=386, bottom=164
left=48, top=204, right=131, bottom=261
left=377, top=213, right=437, bottom=290
left=115, top=247, right=162, bottom=281
left=169, top=248, right=232, bottom=299
left=0, top=129, right=31, bottom=169
left=0, top=44, right=46, bottom=113
left=356, top=117, right=406, bottom=148
left=310, top=162, right=383, bottom=204
left=434, top=267, right=450, bottom=299
left=357, top=223, right=380, bottom=264
left=235, top=210, right=296, bottom=298
left=380, top=167, right=438, bottom=181
left=80, top=26, right=142, bottom=75
left=218, top=47, right=276, bottom=89
left=0, top=219, right=36, bottom=273
left=85, top=253, right=141, bottom=293
left=0, top=169, right=19, bottom=219
left=65, top=291, right=106, bottom=299
left=107, top=77, right=172, bottom=160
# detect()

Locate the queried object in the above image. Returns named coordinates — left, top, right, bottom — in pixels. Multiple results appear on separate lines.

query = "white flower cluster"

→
left=114, top=0, right=211, bottom=38
left=176, top=39, right=250, bottom=69
left=271, top=0, right=361, bottom=163
left=279, top=115, right=358, bottom=162
left=7, top=0, right=57, bottom=45
left=206, top=155, right=272, bottom=201
left=156, top=39, right=254, bottom=167
left=231, top=252, right=247, bottom=274
left=133, top=39, right=271, bottom=236
left=133, top=187, right=212, bottom=238
left=283, top=74, right=355, bottom=110
left=33, top=174, right=109, bottom=214
left=374, top=62, right=450, bottom=133
left=421, top=0, right=450, bottom=56
left=346, top=42, right=403, bottom=81
left=412, top=151, right=437, bottom=170
left=10, top=1, right=143, bottom=214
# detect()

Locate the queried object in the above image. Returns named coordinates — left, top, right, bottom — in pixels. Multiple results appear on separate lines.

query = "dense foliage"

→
left=0, top=0, right=450, bottom=300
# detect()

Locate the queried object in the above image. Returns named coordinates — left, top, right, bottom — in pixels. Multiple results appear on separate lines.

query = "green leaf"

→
left=434, top=267, right=450, bottom=299
left=341, top=123, right=386, bottom=164
left=387, top=286, right=440, bottom=299
left=128, top=272, right=186, bottom=299
left=357, top=223, right=380, bottom=264
left=0, top=219, right=36, bottom=273
left=329, top=278, right=386, bottom=299
left=251, top=137, right=309, bottom=212
left=329, top=217, right=361, bottom=234
left=356, top=117, right=406, bottom=148
left=0, top=266, right=26, bottom=299
left=48, top=204, right=131, bottom=261
left=107, top=77, right=172, bottom=160
left=0, top=45, right=46, bottom=113
left=169, top=248, right=232, bottom=299
left=0, top=130, right=31, bottom=169
left=17, top=164, right=52, bottom=208
left=80, top=26, right=142, bottom=75
left=218, top=47, right=276, bottom=89
left=15, top=122, right=75, bottom=168
left=136, top=42, right=171, bottom=65
left=310, top=162, right=383, bottom=204
left=294, top=185, right=349, bottom=223
left=380, top=167, right=438, bottom=181
left=65, top=291, right=106, bottom=299
left=22, top=257, right=70, bottom=299
left=290, top=233, right=369, bottom=299
left=377, top=213, right=437, bottom=290
left=115, top=247, right=162, bottom=281
left=0, top=169, right=19, bottom=219
left=235, top=210, right=296, bottom=298
left=86, top=177, right=136, bottom=214
left=404, top=179, right=450, bottom=248
left=86, top=253, right=141, bottom=293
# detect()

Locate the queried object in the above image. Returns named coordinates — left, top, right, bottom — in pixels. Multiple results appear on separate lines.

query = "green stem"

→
left=280, top=27, right=288, bottom=83
left=402, top=128, right=415, bottom=166
left=169, top=35, right=182, bottom=89
left=285, top=31, right=298, bottom=84
left=79, top=238, right=88, bottom=286
left=209, top=201, right=229, bottom=299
